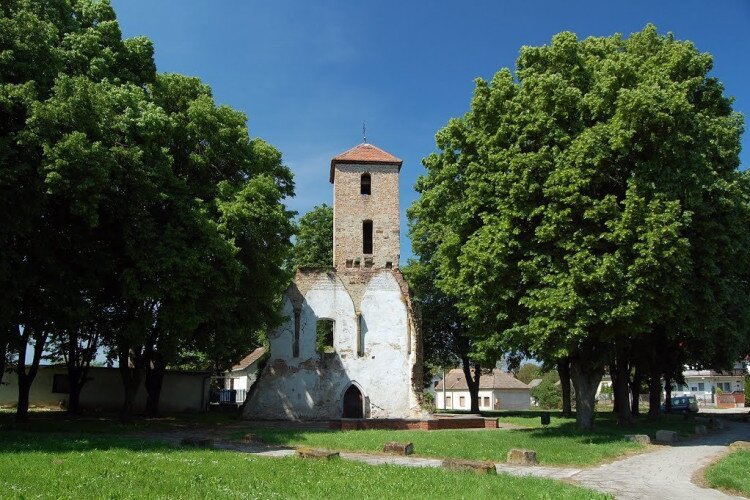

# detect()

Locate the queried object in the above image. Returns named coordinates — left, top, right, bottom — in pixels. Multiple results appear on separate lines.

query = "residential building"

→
left=435, top=368, right=531, bottom=411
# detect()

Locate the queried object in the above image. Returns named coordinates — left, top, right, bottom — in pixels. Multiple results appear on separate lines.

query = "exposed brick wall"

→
left=333, top=163, right=400, bottom=270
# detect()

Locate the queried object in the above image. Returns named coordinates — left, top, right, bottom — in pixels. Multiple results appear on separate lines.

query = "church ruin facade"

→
left=244, top=143, right=423, bottom=420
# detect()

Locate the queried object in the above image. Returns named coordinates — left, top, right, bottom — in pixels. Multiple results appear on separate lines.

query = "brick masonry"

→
left=333, top=163, right=400, bottom=270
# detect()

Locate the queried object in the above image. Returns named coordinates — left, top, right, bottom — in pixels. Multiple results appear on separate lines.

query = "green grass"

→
left=704, top=450, right=750, bottom=496
left=247, top=412, right=701, bottom=466
left=0, top=433, right=606, bottom=499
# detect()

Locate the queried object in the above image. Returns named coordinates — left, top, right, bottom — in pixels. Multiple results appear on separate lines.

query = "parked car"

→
left=661, top=396, right=699, bottom=413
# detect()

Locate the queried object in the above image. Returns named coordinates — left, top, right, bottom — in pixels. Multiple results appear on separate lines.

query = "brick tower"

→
left=330, top=143, right=402, bottom=270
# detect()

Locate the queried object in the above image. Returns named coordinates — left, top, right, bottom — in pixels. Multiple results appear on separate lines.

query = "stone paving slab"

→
left=495, top=463, right=581, bottom=479
left=340, top=451, right=443, bottom=468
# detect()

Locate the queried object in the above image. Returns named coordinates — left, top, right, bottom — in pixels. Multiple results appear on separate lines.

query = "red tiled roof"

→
left=435, top=368, right=530, bottom=391
left=230, top=347, right=267, bottom=372
left=329, top=143, right=402, bottom=183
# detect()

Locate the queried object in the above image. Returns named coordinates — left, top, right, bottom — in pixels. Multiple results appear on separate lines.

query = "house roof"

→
left=329, top=143, right=402, bottom=183
left=231, top=347, right=267, bottom=372
left=435, top=368, right=530, bottom=391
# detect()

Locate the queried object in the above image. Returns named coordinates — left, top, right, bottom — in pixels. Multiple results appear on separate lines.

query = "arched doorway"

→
left=343, top=385, right=364, bottom=418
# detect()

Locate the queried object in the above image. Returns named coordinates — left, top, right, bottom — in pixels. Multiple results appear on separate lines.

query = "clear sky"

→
left=111, top=0, right=750, bottom=263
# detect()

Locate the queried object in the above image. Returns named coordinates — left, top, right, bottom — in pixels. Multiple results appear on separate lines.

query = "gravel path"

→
left=570, top=420, right=749, bottom=499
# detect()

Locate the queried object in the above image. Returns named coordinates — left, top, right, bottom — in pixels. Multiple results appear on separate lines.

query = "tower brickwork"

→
left=330, top=143, right=402, bottom=270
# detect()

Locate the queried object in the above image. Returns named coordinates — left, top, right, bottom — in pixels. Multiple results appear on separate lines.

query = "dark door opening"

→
left=363, top=220, right=373, bottom=254
left=343, top=385, right=364, bottom=418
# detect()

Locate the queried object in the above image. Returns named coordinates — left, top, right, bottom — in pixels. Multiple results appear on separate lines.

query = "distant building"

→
left=435, top=368, right=530, bottom=411
left=220, top=347, right=268, bottom=404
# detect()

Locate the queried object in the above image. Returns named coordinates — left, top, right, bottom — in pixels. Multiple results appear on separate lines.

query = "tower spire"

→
left=362, top=122, right=367, bottom=144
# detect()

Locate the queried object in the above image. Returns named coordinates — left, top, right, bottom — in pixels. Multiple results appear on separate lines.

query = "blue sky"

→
left=111, top=0, right=750, bottom=263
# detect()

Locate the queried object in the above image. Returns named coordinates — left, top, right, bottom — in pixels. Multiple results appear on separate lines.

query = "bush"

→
left=532, top=378, right=562, bottom=410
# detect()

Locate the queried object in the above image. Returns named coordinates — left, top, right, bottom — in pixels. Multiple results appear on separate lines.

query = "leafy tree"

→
left=516, top=363, right=542, bottom=384
left=408, top=25, right=748, bottom=430
left=294, top=204, right=333, bottom=269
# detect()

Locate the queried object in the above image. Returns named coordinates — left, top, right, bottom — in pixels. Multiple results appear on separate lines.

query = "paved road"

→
left=570, top=420, right=749, bottom=499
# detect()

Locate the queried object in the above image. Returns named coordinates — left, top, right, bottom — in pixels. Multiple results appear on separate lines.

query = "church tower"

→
left=330, top=143, right=402, bottom=270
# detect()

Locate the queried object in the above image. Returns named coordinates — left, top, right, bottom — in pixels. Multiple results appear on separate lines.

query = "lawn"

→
left=704, top=450, right=750, bottom=496
left=248, top=412, right=700, bottom=466
left=0, top=433, right=606, bottom=499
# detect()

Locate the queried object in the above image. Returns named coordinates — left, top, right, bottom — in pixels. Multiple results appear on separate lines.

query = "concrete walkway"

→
left=569, top=420, right=749, bottom=499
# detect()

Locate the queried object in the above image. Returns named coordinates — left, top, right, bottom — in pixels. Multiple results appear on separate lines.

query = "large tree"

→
left=409, top=25, right=748, bottom=430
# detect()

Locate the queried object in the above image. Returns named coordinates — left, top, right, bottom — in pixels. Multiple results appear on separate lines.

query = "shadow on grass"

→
left=0, top=432, right=176, bottom=454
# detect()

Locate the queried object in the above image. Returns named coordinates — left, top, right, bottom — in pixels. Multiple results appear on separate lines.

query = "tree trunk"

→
left=647, top=364, right=662, bottom=420
left=630, top=367, right=643, bottom=417
left=461, top=356, right=481, bottom=414
left=664, top=375, right=672, bottom=413
left=614, top=353, right=633, bottom=426
left=557, top=358, right=572, bottom=418
left=609, top=360, right=619, bottom=414
left=118, top=343, right=144, bottom=423
left=0, top=332, right=7, bottom=387
left=570, top=357, right=603, bottom=430
left=66, top=366, right=85, bottom=415
left=15, top=324, right=47, bottom=423
left=145, top=356, right=166, bottom=417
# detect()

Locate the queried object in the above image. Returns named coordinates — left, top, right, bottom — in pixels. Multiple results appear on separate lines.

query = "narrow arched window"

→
left=360, top=173, right=371, bottom=195
left=363, top=220, right=373, bottom=254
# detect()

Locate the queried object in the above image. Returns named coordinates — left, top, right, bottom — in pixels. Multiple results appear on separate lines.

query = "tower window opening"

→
left=363, top=220, right=373, bottom=254
left=360, top=173, right=371, bottom=195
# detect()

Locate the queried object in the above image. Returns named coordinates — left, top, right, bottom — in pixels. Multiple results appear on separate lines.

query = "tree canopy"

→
left=409, top=25, right=749, bottom=429
left=293, top=204, right=333, bottom=269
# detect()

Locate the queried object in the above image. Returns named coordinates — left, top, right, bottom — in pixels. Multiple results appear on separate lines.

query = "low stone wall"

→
left=330, top=416, right=497, bottom=431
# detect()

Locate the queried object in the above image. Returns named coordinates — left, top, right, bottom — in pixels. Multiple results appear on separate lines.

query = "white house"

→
left=435, top=368, right=531, bottom=411
left=672, top=365, right=746, bottom=404
left=221, top=347, right=267, bottom=404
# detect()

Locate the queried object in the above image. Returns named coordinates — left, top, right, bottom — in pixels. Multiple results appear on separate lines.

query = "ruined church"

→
left=244, top=143, right=423, bottom=420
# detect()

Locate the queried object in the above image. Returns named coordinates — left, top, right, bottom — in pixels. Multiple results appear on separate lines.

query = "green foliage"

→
left=516, top=363, right=543, bottom=384
left=0, top=0, right=296, bottom=416
left=294, top=204, right=333, bottom=269
left=532, top=372, right=564, bottom=410
left=408, top=25, right=749, bottom=428
left=316, top=319, right=334, bottom=353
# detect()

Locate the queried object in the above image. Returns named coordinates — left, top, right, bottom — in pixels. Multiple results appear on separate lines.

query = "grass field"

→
left=704, top=450, right=750, bottom=496
left=0, top=433, right=607, bottom=499
left=248, top=412, right=700, bottom=466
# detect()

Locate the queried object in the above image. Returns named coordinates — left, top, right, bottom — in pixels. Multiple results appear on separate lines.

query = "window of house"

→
left=459, top=396, right=466, bottom=407
left=360, top=173, right=371, bottom=195
left=52, top=374, right=70, bottom=394
left=690, top=386, right=697, bottom=392
left=316, top=319, right=335, bottom=353
left=483, top=397, right=490, bottom=407
left=363, top=220, right=373, bottom=254
left=698, top=382, right=705, bottom=391
left=445, top=396, right=452, bottom=408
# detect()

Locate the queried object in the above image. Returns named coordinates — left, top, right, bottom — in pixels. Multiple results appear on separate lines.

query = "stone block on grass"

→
left=442, top=458, right=496, bottom=474
left=383, top=442, right=414, bottom=455
left=694, top=425, right=707, bottom=435
left=296, top=448, right=339, bottom=460
left=180, top=437, right=214, bottom=449
left=655, top=430, right=678, bottom=443
left=506, top=448, right=538, bottom=465
left=729, top=441, right=750, bottom=451
left=240, top=433, right=263, bottom=444
left=624, top=434, right=651, bottom=445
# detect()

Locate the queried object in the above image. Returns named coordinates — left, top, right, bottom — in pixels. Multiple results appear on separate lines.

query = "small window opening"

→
left=316, top=319, right=335, bottom=353
left=385, top=261, right=393, bottom=269
left=356, top=313, right=364, bottom=357
left=346, top=259, right=353, bottom=268
left=364, top=257, right=373, bottom=268
left=360, top=173, right=371, bottom=195
left=293, top=308, right=301, bottom=357
left=363, top=220, right=373, bottom=254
